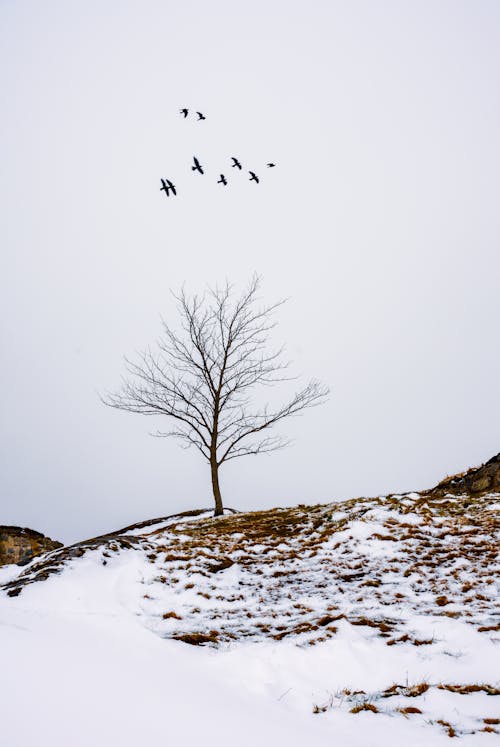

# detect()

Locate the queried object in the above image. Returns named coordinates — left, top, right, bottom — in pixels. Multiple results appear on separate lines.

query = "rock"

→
left=0, top=526, right=62, bottom=566
left=431, top=453, right=500, bottom=497
left=470, top=475, right=492, bottom=493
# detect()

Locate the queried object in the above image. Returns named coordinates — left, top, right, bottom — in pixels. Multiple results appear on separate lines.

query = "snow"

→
left=0, top=553, right=359, bottom=747
left=1, top=493, right=499, bottom=746
left=119, top=509, right=219, bottom=536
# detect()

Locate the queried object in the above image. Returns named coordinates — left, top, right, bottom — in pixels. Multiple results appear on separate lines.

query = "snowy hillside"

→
left=1, top=469, right=499, bottom=746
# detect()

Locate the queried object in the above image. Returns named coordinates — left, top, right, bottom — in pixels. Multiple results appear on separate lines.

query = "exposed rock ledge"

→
left=0, top=526, right=62, bottom=566
left=427, top=452, right=500, bottom=497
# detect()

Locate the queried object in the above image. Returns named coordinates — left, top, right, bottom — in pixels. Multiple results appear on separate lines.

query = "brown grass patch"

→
left=378, top=622, right=393, bottom=633
left=435, top=595, right=450, bottom=606
left=386, top=634, right=410, bottom=646
left=478, top=624, right=500, bottom=633
left=350, top=617, right=395, bottom=633
left=382, top=682, right=429, bottom=698
left=316, top=614, right=342, bottom=627
left=162, top=611, right=182, bottom=620
left=350, top=703, right=379, bottom=714
left=208, top=558, right=234, bottom=573
left=172, top=630, right=220, bottom=645
left=438, top=684, right=500, bottom=695
left=163, top=553, right=191, bottom=562
left=437, top=719, right=456, bottom=738
left=273, top=621, right=320, bottom=640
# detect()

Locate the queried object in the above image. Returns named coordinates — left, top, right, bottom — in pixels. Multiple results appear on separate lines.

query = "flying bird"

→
left=217, top=174, right=227, bottom=186
left=191, top=156, right=204, bottom=174
left=231, top=157, right=242, bottom=170
left=249, top=171, right=259, bottom=183
left=196, top=111, right=206, bottom=120
left=180, top=108, right=189, bottom=118
left=160, top=178, right=176, bottom=196
left=267, top=163, right=276, bottom=168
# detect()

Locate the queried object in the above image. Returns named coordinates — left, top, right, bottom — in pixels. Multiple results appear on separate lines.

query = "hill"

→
left=0, top=456, right=498, bottom=746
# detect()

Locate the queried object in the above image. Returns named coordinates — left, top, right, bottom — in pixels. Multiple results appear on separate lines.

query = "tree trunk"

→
left=210, top=458, right=224, bottom=516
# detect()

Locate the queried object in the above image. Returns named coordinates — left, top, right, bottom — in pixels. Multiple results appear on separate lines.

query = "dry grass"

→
left=399, top=706, right=422, bottom=715
left=437, top=683, right=500, bottom=695
left=316, top=614, right=341, bottom=627
left=478, top=624, right=500, bottom=633
left=349, top=617, right=395, bottom=633
left=436, top=719, right=457, bottom=738
left=172, top=630, right=220, bottom=645
left=435, top=595, right=451, bottom=606
left=162, top=611, right=182, bottom=620
left=350, top=703, right=379, bottom=714
left=382, top=682, right=429, bottom=698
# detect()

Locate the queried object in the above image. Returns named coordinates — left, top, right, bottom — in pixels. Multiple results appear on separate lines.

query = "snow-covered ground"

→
left=1, top=491, right=498, bottom=746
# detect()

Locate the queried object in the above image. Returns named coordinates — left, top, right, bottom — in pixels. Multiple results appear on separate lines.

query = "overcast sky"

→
left=1, top=1, right=499, bottom=544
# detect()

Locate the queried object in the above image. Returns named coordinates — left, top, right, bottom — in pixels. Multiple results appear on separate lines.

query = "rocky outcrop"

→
left=0, top=526, right=62, bottom=566
left=429, top=453, right=500, bottom=497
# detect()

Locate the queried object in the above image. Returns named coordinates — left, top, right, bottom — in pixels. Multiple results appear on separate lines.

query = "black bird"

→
left=217, top=174, right=227, bottom=186
left=196, top=111, right=206, bottom=120
left=249, top=171, right=259, bottom=183
left=160, top=178, right=176, bottom=196
left=180, top=108, right=189, bottom=118
left=267, top=163, right=276, bottom=168
left=191, top=156, right=204, bottom=174
left=231, top=157, right=242, bottom=170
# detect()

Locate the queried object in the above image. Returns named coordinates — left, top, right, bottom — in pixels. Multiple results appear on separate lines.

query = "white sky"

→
left=1, top=0, right=499, bottom=543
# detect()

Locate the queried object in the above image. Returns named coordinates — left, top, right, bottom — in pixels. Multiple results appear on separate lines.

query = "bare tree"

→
left=102, top=276, right=328, bottom=515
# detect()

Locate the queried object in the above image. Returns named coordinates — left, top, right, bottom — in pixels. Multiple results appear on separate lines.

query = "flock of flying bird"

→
left=160, top=109, right=276, bottom=197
